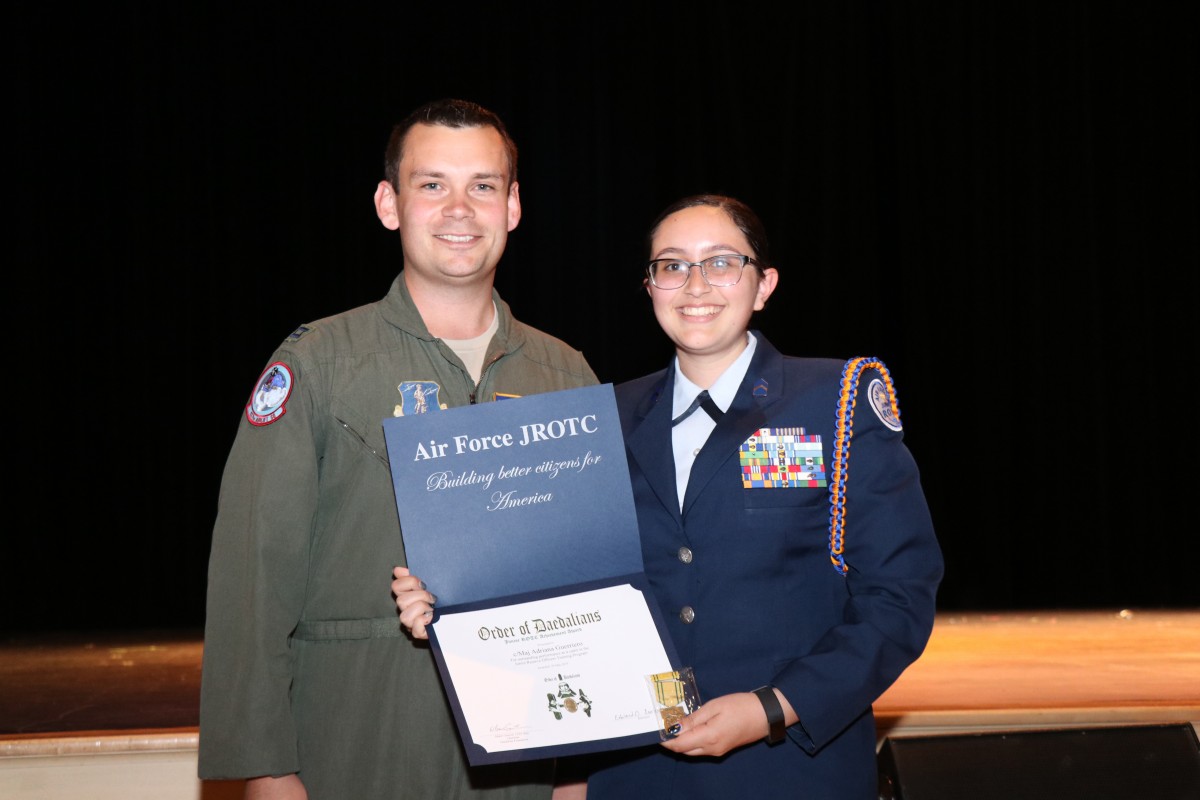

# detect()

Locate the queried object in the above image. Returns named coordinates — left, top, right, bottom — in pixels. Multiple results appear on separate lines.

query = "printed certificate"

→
left=429, top=575, right=674, bottom=765
left=382, top=384, right=680, bottom=764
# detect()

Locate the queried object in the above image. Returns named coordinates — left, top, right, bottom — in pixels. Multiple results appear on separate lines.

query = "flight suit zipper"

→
left=469, top=351, right=506, bottom=404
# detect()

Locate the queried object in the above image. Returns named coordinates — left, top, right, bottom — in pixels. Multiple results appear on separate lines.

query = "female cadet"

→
left=581, top=194, right=943, bottom=799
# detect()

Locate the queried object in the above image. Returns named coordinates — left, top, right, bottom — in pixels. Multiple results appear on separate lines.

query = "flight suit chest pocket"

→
left=330, top=397, right=389, bottom=467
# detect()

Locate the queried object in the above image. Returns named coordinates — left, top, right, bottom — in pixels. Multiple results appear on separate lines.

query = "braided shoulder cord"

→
left=828, top=357, right=900, bottom=574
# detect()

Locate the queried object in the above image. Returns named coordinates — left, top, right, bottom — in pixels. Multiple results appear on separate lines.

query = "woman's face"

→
left=647, top=205, right=778, bottom=369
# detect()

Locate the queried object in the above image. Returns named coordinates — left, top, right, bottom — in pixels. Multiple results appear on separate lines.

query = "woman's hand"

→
left=391, top=566, right=437, bottom=640
left=660, top=690, right=793, bottom=758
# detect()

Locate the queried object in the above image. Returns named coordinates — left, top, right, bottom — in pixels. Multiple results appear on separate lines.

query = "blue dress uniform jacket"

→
left=586, top=334, right=943, bottom=800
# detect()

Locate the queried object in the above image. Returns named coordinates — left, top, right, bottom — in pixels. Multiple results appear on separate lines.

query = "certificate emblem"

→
left=547, top=674, right=593, bottom=720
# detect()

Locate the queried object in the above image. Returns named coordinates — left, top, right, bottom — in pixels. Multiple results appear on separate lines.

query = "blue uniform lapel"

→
left=681, top=335, right=787, bottom=517
left=625, top=369, right=684, bottom=523
left=624, top=335, right=788, bottom=523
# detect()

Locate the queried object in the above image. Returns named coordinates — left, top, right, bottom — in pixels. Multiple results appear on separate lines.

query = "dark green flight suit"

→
left=200, top=273, right=598, bottom=798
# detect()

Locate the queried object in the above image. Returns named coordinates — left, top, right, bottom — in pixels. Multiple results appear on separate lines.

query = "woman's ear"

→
left=754, top=268, right=779, bottom=311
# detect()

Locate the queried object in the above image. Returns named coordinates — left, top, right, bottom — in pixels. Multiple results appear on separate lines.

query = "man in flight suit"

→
left=199, top=98, right=597, bottom=799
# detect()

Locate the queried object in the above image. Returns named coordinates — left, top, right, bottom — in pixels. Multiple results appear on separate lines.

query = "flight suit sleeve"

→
left=198, top=350, right=324, bottom=779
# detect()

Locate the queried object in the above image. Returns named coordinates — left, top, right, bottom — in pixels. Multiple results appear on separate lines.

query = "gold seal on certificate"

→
left=646, top=667, right=700, bottom=740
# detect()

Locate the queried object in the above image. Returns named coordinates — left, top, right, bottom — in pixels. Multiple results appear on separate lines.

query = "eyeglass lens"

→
left=648, top=255, right=748, bottom=288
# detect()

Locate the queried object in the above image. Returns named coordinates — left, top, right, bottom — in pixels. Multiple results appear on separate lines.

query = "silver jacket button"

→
left=679, top=606, right=695, bottom=624
left=677, top=547, right=693, bottom=564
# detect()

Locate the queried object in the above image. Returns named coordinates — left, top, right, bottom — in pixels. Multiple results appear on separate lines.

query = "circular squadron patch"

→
left=867, top=377, right=902, bottom=431
left=246, top=362, right=293, bottom=426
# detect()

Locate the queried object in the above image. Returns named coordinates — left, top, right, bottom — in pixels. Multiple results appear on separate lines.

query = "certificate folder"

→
left=384, top=384, right=645, bottom=607
left=383, top=384, right=679, bottom=764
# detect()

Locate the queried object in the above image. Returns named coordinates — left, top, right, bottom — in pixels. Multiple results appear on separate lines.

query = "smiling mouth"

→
left=436, top=234, right=477, bottom=244
left=679, top=306, right=722, bottom=317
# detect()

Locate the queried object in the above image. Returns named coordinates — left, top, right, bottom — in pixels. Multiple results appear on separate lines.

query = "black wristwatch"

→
left=752, top=685, right=786, bottom=744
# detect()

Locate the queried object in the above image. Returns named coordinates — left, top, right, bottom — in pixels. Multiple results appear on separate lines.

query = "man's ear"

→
left=374, top=181, right=400, bottom=230
left=507, top=181, right=522, bottom=232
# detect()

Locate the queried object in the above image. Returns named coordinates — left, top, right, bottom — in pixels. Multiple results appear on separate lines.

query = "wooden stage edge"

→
left=3, top=609, right=1199, bottom=757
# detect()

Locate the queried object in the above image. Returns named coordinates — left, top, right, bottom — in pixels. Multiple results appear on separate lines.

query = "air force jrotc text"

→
left=413, top=414, right=599, bottom=461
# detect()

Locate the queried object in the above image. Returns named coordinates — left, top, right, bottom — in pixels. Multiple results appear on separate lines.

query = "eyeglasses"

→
left=645, top=254, right=757, bottom=289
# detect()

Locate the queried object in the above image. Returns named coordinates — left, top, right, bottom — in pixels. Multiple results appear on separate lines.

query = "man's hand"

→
left=244, top=774, right=307, bottom=799
left=392, top=566, right=437, bottom=640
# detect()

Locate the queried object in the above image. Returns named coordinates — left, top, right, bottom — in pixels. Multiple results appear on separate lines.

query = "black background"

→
left=9, top=4, right=1197, bottom=633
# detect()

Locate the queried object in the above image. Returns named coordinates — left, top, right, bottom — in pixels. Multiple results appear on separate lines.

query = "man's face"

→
left=375, top=123, right=520, bottom=289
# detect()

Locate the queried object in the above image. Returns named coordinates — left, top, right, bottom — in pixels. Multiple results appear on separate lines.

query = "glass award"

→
left=645, top=667, right=700, bottom=740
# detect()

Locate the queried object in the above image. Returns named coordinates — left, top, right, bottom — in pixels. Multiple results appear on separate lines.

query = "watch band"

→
left=752, top=685, right=786, bottom=744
